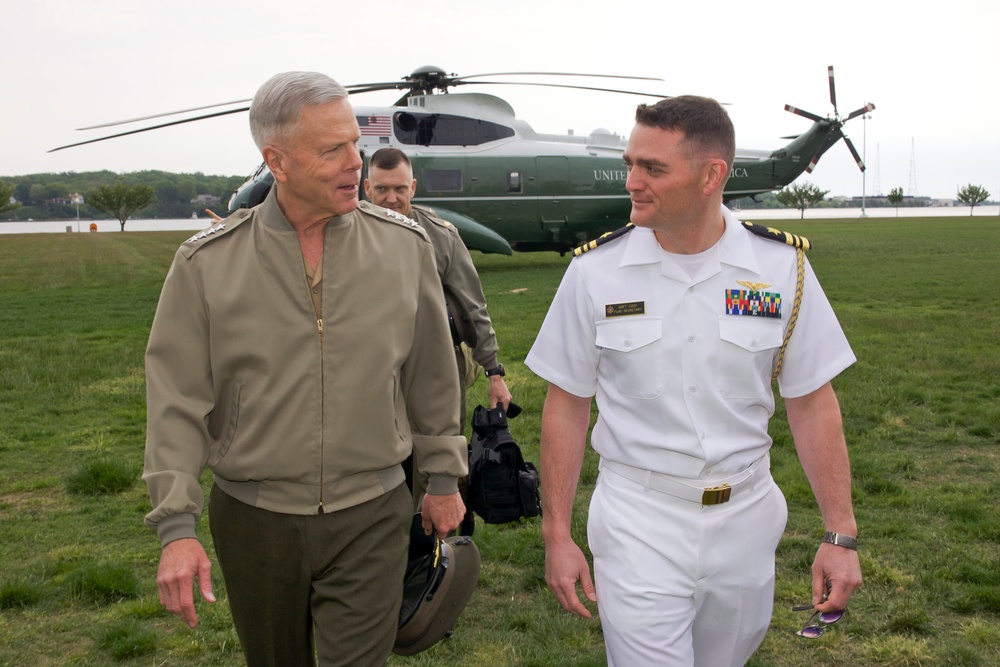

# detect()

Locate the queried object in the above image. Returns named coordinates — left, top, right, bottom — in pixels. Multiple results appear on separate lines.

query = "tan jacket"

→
left=410, top=205, right=499, bottom=371
left=143, top=192, right=466, bottom=546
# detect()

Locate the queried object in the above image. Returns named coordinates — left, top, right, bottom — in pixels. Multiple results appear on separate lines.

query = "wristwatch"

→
left=484, top=364, right=505, bottom=378
left=822, top=532, right=858, bottom=551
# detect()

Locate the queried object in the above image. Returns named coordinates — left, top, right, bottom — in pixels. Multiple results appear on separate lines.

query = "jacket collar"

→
left=257, top=186, right=354, bottom=233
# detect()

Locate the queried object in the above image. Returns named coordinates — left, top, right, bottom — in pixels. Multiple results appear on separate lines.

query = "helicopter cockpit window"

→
left=507, top=171, right=522, bottom=193
left=422, top=170, right=463, bottom=192
left=393, top=112, right=514, bottom=146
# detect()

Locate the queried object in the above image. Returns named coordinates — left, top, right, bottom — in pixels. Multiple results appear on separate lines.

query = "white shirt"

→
left=525, top=206, right=855, bottom=480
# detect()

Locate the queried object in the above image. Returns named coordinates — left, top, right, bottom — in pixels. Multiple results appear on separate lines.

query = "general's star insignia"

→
left=384, top=208, right=419, bottom=227
left=186, top=223, right=225, bottom=243
left=736, top=280, right=772, bottom=291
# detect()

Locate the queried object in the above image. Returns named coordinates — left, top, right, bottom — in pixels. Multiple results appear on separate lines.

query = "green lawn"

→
left=1, top=217, right=999, bottom=666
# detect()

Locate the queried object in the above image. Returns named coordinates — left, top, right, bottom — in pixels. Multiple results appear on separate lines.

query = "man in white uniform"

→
left=525, top=96, right=861, bottom=666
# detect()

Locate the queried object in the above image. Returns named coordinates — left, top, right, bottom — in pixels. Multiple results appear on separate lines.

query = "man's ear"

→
left=702, top=159, right=728, bottom=197
left=262, top=146, right=286, bottom=183
left=410, top=179, right=417, bottom=196
left=363, top=178, right=372, bottom=197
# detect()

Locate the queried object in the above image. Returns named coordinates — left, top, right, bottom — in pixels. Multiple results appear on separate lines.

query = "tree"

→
left=0, top=181, right=20, bottom=215
left=956, top=184, right=990, bottom=216
left=887, top=187, right=904, bottom=217
left=87, top=182, right=156, bottom=231
left=774, top=182, right=829, bottom=219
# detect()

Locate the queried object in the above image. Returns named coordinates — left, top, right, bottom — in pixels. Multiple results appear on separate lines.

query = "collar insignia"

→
left=186, top=223, right=225, bottom=243
left=736, top=280, right=771, bottom=291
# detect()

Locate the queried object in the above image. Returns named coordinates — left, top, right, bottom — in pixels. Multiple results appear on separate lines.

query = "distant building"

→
left=191, top=193, right=221, bottom=205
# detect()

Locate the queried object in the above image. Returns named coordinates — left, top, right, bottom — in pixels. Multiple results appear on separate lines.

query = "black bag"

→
left=467, top=403, right=541, bottom=524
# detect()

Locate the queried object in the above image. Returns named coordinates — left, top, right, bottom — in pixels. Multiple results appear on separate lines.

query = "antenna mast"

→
left=908, top=138, right=919, bottom=197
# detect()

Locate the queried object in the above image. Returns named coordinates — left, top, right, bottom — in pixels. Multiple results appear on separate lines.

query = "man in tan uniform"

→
left=144, top=72, right=467, bottom=666
left=365, top=148, right=511, bottom=510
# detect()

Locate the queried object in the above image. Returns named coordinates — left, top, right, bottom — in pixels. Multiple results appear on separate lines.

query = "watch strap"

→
left=822, top=531, right=858, bottom=550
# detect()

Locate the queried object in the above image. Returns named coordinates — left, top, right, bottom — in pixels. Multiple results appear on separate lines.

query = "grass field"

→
left=1, top=216, right=999, bottom=666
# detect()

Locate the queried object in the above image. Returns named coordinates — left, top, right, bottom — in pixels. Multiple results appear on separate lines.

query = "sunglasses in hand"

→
left=792, top=585, right=845, bottom=638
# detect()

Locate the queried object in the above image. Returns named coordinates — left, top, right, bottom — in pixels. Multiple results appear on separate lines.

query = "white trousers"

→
left=589, top=464, right=788, bottom=667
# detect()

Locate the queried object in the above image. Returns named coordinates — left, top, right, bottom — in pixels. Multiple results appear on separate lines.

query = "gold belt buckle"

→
left=702, top=484, right=732, bottom=506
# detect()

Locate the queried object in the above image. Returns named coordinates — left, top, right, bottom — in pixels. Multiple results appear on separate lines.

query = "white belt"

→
left=599, top=454, right=771, bottom=506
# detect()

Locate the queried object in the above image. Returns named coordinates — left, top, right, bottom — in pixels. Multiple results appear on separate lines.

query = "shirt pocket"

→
left=596, top=317, right=663, bottom=399
left=717, top=317, right=784, bottom=399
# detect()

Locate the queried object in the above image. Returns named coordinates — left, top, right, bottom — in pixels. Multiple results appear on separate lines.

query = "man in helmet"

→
left=144, top=72, right=467, bottom=666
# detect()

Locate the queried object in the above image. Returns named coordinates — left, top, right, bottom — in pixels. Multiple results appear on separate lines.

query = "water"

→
left=1, top=206, right=997, bottom=235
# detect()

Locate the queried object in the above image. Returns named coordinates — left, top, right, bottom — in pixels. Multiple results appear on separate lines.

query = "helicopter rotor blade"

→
left=457, top=71, right=663, bottom=83
left=460, top=80, right=669, bottom=98
left=48, top=107, right=249, bottom=153
left=827, top=65, right=838, bottom=115
left=784, top=104, right=825, bottom=123
left=842, top=134, right=866, bottom=171
left=76, top=99, right=253, bottom=131
left=845, top=102, right=875, bottom=121
left=805, top=132, right=840, bottom=173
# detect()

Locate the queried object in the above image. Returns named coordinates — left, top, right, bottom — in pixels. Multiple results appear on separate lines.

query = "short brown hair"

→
left=635, top=96, right=735, bottom=169
left=369, top=147, right=411, bottom=171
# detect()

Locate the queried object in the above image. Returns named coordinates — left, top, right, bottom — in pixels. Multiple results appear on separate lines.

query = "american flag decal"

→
left=358, top=115, right=392, bottom=137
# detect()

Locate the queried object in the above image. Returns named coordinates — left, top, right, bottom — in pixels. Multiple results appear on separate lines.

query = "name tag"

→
left=605, top=301, right=646, bottom=317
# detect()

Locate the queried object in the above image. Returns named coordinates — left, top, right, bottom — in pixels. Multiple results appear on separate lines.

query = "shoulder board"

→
left=573, top=223, right=635, bottom=257
left=180, top=209, right=252, bottom=256
left=410, top=204, right=455, bottom=231
left=741, top=220, right=811, bottom=250
left=357, top=201, right=429, bottom=238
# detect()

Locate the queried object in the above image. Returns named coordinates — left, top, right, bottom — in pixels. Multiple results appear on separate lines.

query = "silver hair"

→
left=249, top=72, right=349, bottom=151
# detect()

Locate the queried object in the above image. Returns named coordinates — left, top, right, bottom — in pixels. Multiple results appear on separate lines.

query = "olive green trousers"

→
left=209, top=483, right=410, bottom=666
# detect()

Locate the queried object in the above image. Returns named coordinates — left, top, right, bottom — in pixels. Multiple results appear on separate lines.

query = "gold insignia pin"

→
left=736, top=280, right=772, bottom=291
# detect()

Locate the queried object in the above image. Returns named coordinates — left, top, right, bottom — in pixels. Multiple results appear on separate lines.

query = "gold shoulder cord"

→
left=773, top=247, right=805, bottom=382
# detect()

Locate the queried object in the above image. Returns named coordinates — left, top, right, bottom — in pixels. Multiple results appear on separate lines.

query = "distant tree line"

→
left=730, top=190, right=936, bottom=210
left=0, top=170, right=247, bottom=221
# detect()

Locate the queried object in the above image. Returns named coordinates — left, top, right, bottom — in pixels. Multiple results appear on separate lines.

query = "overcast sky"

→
left=3, top=0, right=997, bottom=200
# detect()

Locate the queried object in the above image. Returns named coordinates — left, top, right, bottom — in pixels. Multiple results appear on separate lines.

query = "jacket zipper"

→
left=318, top=316, right=325, bottom=514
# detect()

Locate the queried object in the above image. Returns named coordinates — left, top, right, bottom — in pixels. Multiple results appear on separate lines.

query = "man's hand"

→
left=156, top=538, right=216, bottom=628
left=488, top=375, right=512, bottom=411
left=545, top=536, right=597, bottom=618
left=812, top=543, right=862, bottom=613
left=421, top=491, right=465, bottom=538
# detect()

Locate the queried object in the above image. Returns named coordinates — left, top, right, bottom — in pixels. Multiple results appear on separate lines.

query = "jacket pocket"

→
left=595, top=317, right=663, bottom=399
left=209, top=382, right=243, bottom=458
left=716, top=317, right=783, bottom=398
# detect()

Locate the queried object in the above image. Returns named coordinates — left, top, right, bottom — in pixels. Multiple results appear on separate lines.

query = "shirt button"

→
left=687, top=335, right=696, bottom=343
left=623, top=339, right=632, bottom=348
left=689, top=385, right=697, bottom=393
left=750, top=339, right=758, bottom=348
